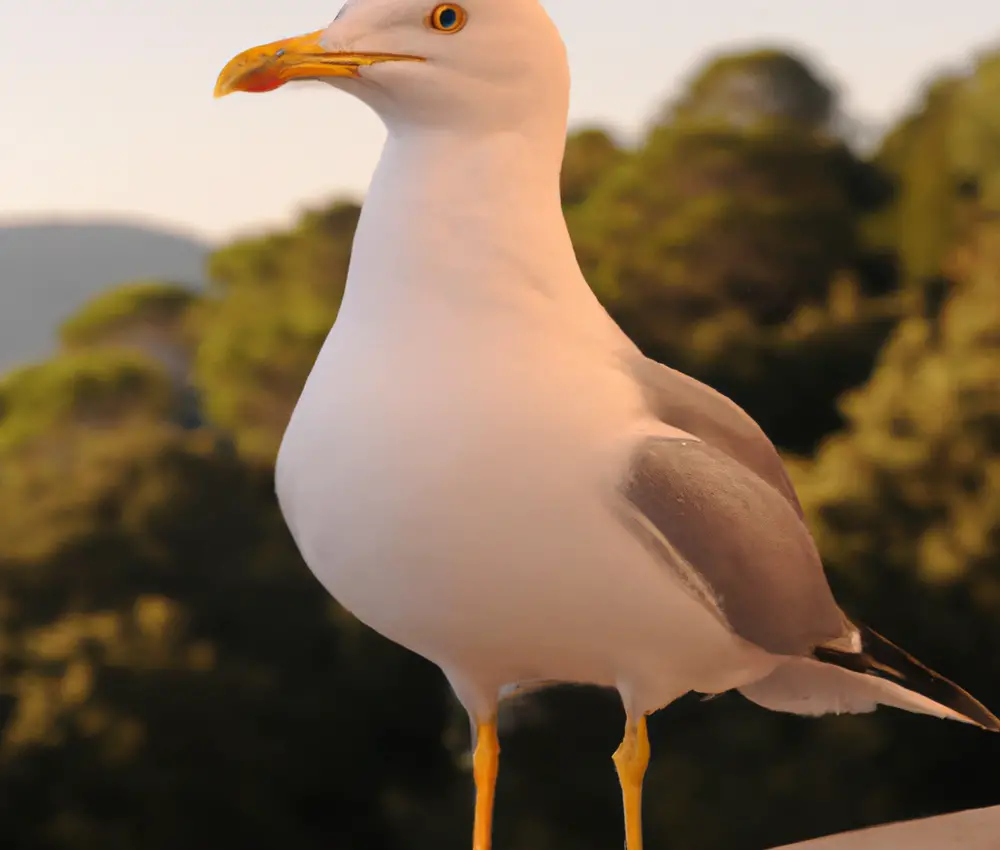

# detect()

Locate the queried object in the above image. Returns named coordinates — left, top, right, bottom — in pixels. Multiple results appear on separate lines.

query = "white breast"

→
left=275, top=307, right=774, bottom=714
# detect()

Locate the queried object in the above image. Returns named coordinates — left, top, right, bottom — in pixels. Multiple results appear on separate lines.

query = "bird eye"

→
left=427, top=4, right=467, bottom=33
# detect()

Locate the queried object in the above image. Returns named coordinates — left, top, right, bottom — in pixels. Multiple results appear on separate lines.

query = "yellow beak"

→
left=214, top=29, right=425, bottom=98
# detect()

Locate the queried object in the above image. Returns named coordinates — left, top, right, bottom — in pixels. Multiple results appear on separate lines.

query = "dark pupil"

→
left=438, top=7, right=457, bottom=27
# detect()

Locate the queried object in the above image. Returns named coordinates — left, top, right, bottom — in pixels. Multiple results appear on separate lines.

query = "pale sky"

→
left=3, top=0, right=999, bottom=242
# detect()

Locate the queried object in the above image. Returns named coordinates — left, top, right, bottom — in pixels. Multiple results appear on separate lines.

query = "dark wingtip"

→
left=814, top=624, right=1000, bottom=733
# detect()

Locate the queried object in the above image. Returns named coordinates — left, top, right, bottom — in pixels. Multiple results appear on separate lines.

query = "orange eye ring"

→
left=427, top=4, right=468, bottom=33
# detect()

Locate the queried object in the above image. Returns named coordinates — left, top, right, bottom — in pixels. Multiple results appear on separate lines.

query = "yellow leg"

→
left=613, top=715, right=650, bottom=850
left=473, top=719, right=500, bottom=850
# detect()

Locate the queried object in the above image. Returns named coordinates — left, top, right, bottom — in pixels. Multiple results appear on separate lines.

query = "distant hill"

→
left=0, top=219, right=210, bottom=371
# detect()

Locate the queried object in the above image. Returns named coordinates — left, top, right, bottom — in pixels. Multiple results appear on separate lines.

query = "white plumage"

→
left=215, top=3, right=999, bottom=849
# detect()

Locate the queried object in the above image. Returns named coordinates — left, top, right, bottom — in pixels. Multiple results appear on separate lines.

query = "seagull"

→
left=215, top=2, right=1000, bottom=849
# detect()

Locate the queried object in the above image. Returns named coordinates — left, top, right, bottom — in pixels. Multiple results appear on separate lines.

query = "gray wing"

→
left=620, top=356, right=848, bottom=655
left=630, top=355, right=805, bottom=517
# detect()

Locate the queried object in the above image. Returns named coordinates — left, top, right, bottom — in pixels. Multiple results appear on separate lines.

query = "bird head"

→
left=215, top=0, right=569, bottom=136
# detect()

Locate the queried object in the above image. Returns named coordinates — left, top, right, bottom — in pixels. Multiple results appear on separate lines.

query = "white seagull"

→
left=215, top=2, right=1000, bottom=849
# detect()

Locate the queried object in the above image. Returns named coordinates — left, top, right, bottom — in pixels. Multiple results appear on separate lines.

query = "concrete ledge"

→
left=772, top=806, right=1000, bottom=849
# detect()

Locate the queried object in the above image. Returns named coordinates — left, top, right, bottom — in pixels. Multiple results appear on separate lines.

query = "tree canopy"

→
left=567, top=50, right=896, bottom=450
left=194, top=202, right=360, bottom=462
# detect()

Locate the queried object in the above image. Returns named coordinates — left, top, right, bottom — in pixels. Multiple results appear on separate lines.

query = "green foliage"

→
left=0, top=350, right=176, bottom=455
left=867, top=77, right=966, bottom=284
left=572, top=125, right=846, bottom=332
left=574, top=126, right=868, bottom=322
left=867, top=47, right=1000, bottom=288
left=951, top=51, right=1000, bottom=210
left=802, top=217, right=1000, bottom=594
left=0, top=205, right=460, bottom=848
left=194, top=201, right=360, bottom=462
left=560, top=127, right=627, bottom=208
left=568, top=49, right=896, bottom=450
left=670, top=49, right=835, bottom=131
left=0, top=372, right=458, bottom=849
left=785, top=212, right=1000, bottom=828
left=59, top=281, right=198, bottom=350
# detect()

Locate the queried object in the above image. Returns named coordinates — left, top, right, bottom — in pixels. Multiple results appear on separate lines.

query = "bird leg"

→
left=613, top=715, right=650, bottom=850
left=473, top=718, right=500, bottom=850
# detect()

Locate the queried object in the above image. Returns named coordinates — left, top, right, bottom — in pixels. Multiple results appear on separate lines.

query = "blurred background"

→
left=2, top=1, right=1000, bottom=848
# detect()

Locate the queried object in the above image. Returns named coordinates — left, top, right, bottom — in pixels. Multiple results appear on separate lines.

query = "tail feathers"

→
left=739, top=625, right=1000, bottom=731
left=811, top=624, right=1000, bottom=731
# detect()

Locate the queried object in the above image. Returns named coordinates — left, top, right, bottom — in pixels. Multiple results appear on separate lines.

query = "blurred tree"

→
left=670, top=48, right=835, bottom=131
left=799, top=208, right=1000, bottom=605
left=951, top=50, right=1000, bottom=212
left=867, top=77, right=966, bottom=286
left=0, top=347, right=460, bottom=850
left=59, top=281, right=197, bottom=353
left=569, top=48, right=896, bottom=451
left=792, top=202, right=1000, bottom=824
left=868, top=47, right=1000, bottom=290
left=195, top=201, right=360, bottom=463
left=560, top=128, right=627, bottom=209
left=0, top=350, right=178, bottom=456
left=58, top=281, right=203, bottom=427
